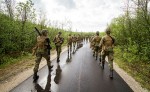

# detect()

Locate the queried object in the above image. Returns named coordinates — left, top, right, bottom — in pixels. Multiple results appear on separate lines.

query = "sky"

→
left=16, top=0, right=126, bottom=32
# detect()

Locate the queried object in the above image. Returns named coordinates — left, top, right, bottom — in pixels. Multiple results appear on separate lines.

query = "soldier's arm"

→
left=32, top=44, right=38, bottom=56
left=92, top=37, right=96, bottom=45
left=99, top=37, right=104, bottom=49
left=32, top=37, right=39, bottom=56
left=61, top=37, right=64, bottom=44
left=53, top=37, right=56, bottom=43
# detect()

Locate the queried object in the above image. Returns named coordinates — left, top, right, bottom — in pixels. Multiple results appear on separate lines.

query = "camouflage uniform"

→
left=77, top=34, right=81, bottom=48
left=92, top=31, right=101, bottom=60
left=72, top=35, right=77, bottom=53
left=32, top=29, right=52, bottom=82
left=53, top=32, right=64, bottom=62
left=90, top=35, right=95, bottom=50
left=67, top=34, right=72, bottom=59
left=99, top=27, right=115, bottom=78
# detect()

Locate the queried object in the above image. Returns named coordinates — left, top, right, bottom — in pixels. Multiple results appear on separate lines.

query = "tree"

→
left=16, top=0, right=35, bottom=50
left=4, top=0, right=15, bottom=19
left=38, top=9, right=46, bottom=30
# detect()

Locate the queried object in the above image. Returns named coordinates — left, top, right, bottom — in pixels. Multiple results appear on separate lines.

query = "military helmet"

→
left=41, top=29, right=48, bottom=35
left=96, top=31, right=99, bottom=35
left=105, top=27, right=111, bottom=34
left=58, top=32, right=62, bottom=34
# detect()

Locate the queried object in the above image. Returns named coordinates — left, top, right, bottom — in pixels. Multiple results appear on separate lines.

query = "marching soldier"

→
left=77, top=34, right=81, bottom=48
left=92, top=31, right=101, bottom=60
left=53, top=32, right=64, bottom=63
left=53, top=32, right=64, bottom=76
left=32, top=29, right=53, bottom=82
left=99, top=27, right=115, bottom=79
left=72, top=34, right=77, bottom=53
left=67, top=34, right=73, bottom=60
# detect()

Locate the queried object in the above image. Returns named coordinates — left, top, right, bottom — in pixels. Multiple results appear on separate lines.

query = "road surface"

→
left=11, top=42, right=133, bottom=92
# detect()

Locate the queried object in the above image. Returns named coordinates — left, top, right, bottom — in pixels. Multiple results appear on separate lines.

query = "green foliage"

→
left=0, top=0, right=91, bottom=65
left=111, top=0, right=150, bottom=90
left=110, top=13, right=150, bottom=63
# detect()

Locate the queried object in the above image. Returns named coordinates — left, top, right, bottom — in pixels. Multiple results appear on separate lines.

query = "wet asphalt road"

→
left=10, top=42, right=133, bottom=92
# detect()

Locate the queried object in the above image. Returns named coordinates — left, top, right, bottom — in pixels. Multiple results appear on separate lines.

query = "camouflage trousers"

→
left=93, top=46, right=99, bottom=55
left=101, top=49, right=114, bottom=70
left=34, top=51, right=51, bottom=73
left=56, top=46, right=62, bottom=60
left=68, top=44, right=72, bottom=53
left=72, top=42, right=76, bottom=51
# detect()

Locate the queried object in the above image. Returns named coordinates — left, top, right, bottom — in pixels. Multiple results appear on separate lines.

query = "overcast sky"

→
left=16, top=0, right=126, bottom=32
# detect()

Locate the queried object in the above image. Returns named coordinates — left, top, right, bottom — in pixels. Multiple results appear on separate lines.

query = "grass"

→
left=0, top=53, right=33, bottom=69
left=114, top=52, right=150, bottom=91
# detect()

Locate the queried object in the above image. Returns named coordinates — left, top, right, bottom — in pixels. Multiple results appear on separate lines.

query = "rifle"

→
left=34, top=27, right=52, bottom=55
left=34, top=27, right=41, bottom=36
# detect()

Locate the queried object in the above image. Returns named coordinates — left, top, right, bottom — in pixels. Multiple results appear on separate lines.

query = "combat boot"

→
left=33, top=72, right=39, bottom=82
left=109, top=69, right=113, bottom=79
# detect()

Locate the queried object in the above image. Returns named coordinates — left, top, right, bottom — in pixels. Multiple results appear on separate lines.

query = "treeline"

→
left=110, top=0, right=150, bottom=62
left=0, top=0, right=91, bottom=65
left=110, top=0, right=150, bottom=90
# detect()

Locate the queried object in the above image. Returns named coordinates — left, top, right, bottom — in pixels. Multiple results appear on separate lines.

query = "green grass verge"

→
left=114, top=55, right=150, bottom=91
left=0, top=53, right=33, bottom=69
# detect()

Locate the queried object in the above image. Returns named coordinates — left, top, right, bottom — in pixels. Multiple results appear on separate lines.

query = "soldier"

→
left=99, top=27, right=115, bottom=79
left=53, top=32, right=64, bottom=62
left=77, top=34, right=80, bottom=48
left=92, top=31, right=101, bottom=60
left=67, top=34, right=72, bottom=60
left=32, top=29, right=53, bottom=82
left=86, top=36, right=88, bottom=43
left=72, top=34, right=77, bottom=53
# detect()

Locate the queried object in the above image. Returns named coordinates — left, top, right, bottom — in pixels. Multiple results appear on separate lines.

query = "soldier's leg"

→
left=93, top=46, right=96, bottom=57
left=70, top=45, right=72, bottom=58
left=44, top=54, right=53, bottom=72
left=101, top=51, right=106, bottom=69
left=67, top=45, right=69, bottom=58
left=45, top=58, right=53, bottom=91
left=95, top=46, right=99, bottom=60
left=73, top=42, right=75, bottom=53
left=93, top=48, right=95, bottom=56
left=56, top=46, right=60, bottom=62
left=99, top=50, right=102, bottom=63
left=33, top=53, right=42, bottom=82
left=57, top=46, right=61, bottom=62
left=108, top=52, right=114, bottom=78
